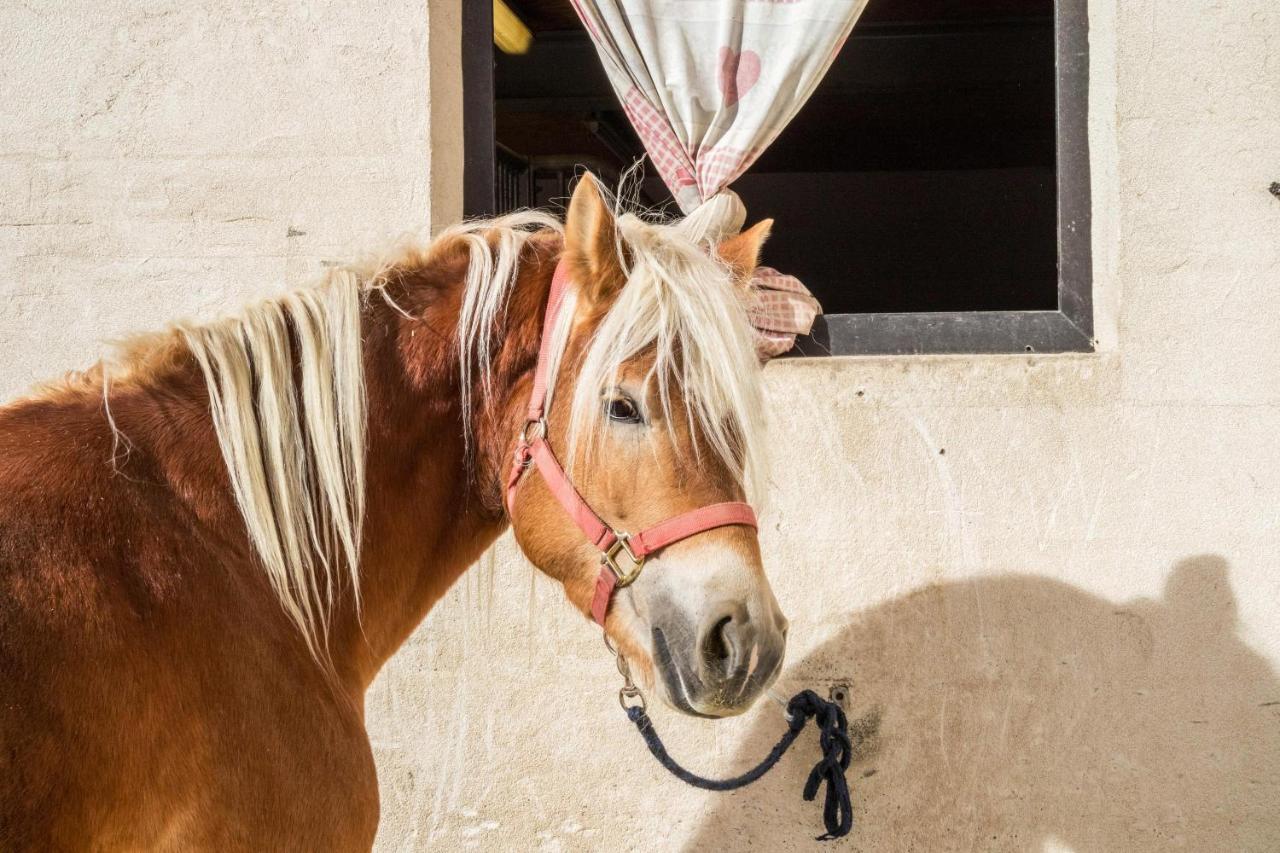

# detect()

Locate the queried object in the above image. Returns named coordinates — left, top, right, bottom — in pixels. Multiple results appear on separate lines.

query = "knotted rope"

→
left=624, top=689, right=854, bottom=840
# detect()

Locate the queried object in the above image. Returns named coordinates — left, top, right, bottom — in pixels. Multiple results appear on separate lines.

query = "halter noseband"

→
left=504, top=257, right=759, bottom=626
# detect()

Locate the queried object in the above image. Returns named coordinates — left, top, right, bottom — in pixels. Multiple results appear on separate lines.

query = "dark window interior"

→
left=493, top=0, right=1058, bottom=315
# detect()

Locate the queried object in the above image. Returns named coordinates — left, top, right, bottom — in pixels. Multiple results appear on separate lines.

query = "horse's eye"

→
left=605, top=396, right=642, bottom=424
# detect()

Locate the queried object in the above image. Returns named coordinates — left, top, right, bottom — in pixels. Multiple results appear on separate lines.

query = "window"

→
left=463, top=0, right=1092, bottom=355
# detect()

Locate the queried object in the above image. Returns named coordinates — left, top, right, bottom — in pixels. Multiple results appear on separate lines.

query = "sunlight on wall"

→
left=2, top=0, right=1277, bottom=849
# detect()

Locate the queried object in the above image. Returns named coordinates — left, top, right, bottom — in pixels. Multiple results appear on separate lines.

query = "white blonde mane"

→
left=176, top=192, right=764, bottom=654
left=178, top=271, right=366, bottom=656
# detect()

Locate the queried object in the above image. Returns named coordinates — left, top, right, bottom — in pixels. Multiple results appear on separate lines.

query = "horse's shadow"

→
left=686, top=556, right=1280, bottom=851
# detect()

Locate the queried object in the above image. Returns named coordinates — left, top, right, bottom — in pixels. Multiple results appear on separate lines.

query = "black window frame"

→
left=462, top=0, right=1093, bottom=356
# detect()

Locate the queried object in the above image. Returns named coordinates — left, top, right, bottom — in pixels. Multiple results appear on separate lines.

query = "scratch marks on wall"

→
left=910, top=414, right=976, bottom=573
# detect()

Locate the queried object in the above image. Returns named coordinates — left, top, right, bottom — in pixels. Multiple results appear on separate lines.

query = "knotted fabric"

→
left=569, top=0, right=869, bottom=356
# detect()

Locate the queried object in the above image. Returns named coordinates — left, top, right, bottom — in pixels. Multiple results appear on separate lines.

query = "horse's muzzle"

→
left=651, top=603, right=786, bottom=717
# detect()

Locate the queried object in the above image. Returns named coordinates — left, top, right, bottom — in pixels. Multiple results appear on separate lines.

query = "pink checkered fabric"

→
left=621, top=89, right=773, bottom=215
left=695, top=146, right=757, bottom=202
left=621, top=88, right=697, bottom=194
left=572, top=0, right=868, bottom=355
left=748, top=267, right=822, bottom=358
left=620, top=90, right=823, bottom=356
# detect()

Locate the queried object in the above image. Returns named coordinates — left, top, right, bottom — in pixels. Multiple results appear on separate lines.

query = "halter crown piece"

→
left=504, top=256, right=758, bottom=626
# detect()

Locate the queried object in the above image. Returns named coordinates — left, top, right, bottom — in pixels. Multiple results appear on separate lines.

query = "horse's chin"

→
left=652, top=671, right=763, bottom=719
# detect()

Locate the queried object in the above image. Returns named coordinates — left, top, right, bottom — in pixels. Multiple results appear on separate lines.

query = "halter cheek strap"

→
left=505, top=257, right=758, bottom=626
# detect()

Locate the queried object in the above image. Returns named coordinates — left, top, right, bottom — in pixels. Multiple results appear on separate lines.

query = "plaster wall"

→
left=0, top=0, right=434, bottom=398
left=1, top=0, right=1277, bottom=851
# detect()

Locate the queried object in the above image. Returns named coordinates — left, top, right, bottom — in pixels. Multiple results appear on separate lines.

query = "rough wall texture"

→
left=2, top=0, right=1278, bottom=851
left=0, top=0, right=432, bottom=400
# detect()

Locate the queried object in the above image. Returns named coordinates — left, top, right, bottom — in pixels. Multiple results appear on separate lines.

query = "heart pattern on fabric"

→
left=718, top=47, right=761, bottom=107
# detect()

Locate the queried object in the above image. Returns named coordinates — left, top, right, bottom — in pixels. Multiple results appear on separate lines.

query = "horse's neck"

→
left=93, top=237, right=557, bottom=690
left=320, top=239, right=557, bottom=685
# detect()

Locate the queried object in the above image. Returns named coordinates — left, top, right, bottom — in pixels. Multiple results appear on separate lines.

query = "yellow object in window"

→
left=494, top=0, right=532, bottom=55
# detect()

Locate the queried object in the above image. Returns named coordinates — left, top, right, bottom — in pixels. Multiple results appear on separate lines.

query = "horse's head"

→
left=509, top=175, right=786, bottom=717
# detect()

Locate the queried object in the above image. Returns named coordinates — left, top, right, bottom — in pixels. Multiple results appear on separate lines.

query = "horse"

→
left=0, top=173, right=788, bottom=850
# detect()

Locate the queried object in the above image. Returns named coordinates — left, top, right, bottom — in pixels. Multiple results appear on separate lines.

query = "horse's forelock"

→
left=563, top=212, right=767, bottom=505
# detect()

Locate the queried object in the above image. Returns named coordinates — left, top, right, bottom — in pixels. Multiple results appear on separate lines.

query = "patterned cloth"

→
left=748, top=267, right=823, bottom=358
left=570, top=0, right=869, bottom=356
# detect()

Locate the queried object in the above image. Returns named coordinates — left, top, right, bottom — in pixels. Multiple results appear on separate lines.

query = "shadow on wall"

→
left=686, top=556, right=1280, bottom=852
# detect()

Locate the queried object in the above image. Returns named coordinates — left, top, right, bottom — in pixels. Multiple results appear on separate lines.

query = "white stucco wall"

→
left=2, top=1, right=1278, bottom=851
left=0, top=0, right=434, bottom=399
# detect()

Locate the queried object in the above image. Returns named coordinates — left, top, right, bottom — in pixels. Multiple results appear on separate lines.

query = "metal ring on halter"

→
left=518, top=417, right=547, bottom=445
left=515, top=418, right=547, bottom=470
left=605, top=633, right=648, bottom=711
left=619, top=685, right=646, bottom=711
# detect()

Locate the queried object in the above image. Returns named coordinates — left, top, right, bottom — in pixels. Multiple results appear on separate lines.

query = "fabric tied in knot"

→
left=748, top=267, right=822, bottom=360
left=677, top=190, right=822, bottom=359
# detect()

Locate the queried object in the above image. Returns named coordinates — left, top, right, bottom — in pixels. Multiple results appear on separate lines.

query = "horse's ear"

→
left=716, top=218, right=773, bottom=288
left=564, top=173, right=626, bottom=305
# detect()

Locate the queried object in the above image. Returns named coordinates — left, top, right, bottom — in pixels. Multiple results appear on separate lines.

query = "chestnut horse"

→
left=0, top=175, right=787, bottom=850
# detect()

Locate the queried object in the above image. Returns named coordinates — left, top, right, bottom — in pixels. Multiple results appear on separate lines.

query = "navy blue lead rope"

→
left=624, top=689, right=854, bottom=840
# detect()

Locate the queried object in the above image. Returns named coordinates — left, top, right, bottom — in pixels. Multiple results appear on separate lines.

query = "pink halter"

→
left=505, top=258, right=759, bottom=626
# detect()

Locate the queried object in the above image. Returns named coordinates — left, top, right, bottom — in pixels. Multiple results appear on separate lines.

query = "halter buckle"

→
left=602, top=533, right=645, bottom=588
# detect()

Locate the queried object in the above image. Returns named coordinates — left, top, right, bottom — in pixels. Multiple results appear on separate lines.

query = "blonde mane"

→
left=171, top=196, right=764, bottom=654
left=178, top=270, right=366, bottom=656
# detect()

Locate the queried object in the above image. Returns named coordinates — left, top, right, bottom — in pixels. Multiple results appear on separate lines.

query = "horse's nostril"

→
left=703, top=615, right=734, bottom=672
